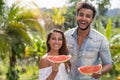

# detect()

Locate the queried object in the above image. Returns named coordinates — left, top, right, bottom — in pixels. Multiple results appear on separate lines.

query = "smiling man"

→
left=64, top=2, right=113, bottom=80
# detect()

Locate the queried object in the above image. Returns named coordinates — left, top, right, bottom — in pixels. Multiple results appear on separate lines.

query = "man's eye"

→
left=86, top=15, right=92, bottom=18
left=78, top=13, right=83, bottom=17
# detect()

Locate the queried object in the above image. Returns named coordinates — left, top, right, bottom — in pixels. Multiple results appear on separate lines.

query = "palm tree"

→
left=0, top=1, right=46, bottom=80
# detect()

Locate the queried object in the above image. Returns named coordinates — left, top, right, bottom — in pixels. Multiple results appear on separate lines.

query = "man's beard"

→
left=77, top=22, right=90, bottom=31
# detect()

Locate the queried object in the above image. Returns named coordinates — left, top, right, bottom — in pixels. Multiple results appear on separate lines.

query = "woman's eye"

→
left=58, top=38, right=62, bottom=41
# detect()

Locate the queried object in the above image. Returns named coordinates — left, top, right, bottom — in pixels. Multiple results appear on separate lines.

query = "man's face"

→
left=77, top=8, right=94, bottom=31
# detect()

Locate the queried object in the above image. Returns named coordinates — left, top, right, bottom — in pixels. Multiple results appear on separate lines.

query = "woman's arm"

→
left=46, top=71, right=58, bottom=80
left=46, top=63, right=59, bottom=80
left=39, top=57, right=59, bottom=80
left=39, top=55, right=50, bottom=68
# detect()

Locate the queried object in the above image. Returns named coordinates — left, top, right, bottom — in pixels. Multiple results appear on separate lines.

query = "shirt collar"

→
left=71, top=26, right=77, bottom=38
left=71, top=26, right=93, bottom=39
left=87, top=27, right=93, bottom=39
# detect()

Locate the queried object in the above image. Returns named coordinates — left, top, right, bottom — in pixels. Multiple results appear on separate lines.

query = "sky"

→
left=110, top=0, right=120, bottom=9
left=7, top=0, right=120, bottom=9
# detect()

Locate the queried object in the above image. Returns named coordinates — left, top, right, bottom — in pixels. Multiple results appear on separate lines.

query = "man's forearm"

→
left=101, top=64, right=113, bottom=75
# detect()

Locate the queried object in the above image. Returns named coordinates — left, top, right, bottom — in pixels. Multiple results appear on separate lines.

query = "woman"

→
left=39, top=29, right=70, bottom=80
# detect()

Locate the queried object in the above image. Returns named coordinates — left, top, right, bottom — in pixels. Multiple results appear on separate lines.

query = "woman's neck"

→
left=48, top=50, right=59, bottom=55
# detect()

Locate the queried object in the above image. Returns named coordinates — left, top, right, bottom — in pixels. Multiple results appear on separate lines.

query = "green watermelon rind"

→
left=47, top=55, right=72, bottom=63
left=78, top=64, right=102, bottom=75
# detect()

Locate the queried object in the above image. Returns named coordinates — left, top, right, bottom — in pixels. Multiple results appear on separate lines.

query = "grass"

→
left=101, top=76, right=115, bottom=80
left=19, top=75, right=38, bottom=80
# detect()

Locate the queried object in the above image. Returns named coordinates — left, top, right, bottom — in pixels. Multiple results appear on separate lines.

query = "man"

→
left=64, top=2, right=113, bottom=80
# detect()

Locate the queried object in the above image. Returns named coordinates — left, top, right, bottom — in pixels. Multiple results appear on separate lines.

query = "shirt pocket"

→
left=67, top=44, right=74, bottom=54
left=86, top=47, right=99, bottom=58
left=67, top=44, right=78, bottom=63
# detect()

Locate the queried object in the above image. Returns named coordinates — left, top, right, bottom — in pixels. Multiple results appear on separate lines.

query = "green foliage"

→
left=52, top=6, right=66, bottom=25
left=93, top=18, right=105, bottom=33
left=0, top=0, right=5, bottom=15
left=112, top=28, right=120, bottom=36
left=34, top=39, right=46, bottom=57
left=42, top=6, right=67, bottom=31
left=64, top=5, right=77, bottom=30
left=6, top=67, right=19, bottom=80
left=0, top=34, right=10, bottom=59
left=96, top=0, right=111, bottom=16
left=105, top=19, right=112, bottom=41
left=110, top=13, right=120, bottom=28
left=102, top=18, right=120, bottom=77
left=23, top=34, right=46, bottom=58
left=0, top=62, right=6, bottom=75
left=109, top=33, right=120, bottom=76
left=110, top=34, right=120, bottom=49
left=23, top=19, right=46, bottom=40
left=110, top=34, right=120, bottom=57
left=0, top=0, right=46, bottom=80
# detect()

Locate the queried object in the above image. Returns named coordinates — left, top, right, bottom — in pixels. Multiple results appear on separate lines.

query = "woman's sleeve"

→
left=39, top=67, right=52, bottom=80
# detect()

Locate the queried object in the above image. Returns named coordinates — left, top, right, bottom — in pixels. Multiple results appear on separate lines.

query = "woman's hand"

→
left=50, top=62, right=60, bottom=72
left=46, top=62, right=60, bottom=80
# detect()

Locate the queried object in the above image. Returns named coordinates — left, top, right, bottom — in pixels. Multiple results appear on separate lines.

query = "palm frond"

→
left=7, top=20, right=27, bottom=30
left=7, top=3, right=24, bottom=21
left=8, top=1, right=41, bottom=21
left=6, top=20, right=32, bottom=45
left=105, top=19, right=112, bottom=41
left=0, top=32, right=11, bottom=59
left=23, top=19, right=46, bottom=40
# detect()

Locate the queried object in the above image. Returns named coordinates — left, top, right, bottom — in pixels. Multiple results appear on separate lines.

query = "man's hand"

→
left=92, top=71, right=102, bottom=79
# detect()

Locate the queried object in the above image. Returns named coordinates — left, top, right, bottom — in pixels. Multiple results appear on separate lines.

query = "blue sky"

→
left=7, top=0, right=120, bottom=9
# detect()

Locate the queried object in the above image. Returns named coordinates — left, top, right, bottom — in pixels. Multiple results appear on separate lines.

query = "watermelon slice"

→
left=78, top=64, right=102, bottom=75
left=47, top=55, right=71, bottom=63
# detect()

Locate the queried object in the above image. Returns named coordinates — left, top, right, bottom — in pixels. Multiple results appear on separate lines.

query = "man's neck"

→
left=77, top=27, right=90, bottom=38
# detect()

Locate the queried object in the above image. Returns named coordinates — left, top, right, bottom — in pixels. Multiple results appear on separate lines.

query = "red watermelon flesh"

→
left=78, top=64, right=102, bottom=75
left=47, top=55, right=71, bottom=63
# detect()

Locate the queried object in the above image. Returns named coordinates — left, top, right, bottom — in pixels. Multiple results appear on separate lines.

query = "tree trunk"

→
left=6, top=47, right=19, bottom=80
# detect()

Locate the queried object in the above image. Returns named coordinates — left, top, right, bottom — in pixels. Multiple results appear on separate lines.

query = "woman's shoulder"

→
left=39, top=54, right=49, bottom=69
left=40, top=54, right=47, bottom=61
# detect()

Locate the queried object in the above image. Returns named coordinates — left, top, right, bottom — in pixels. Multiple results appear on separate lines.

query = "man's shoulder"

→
left=92, top=29, right=104, bottom=37
left=64, top=28, right=76, bottom=35
left=92, top=29, right=107, bottom=40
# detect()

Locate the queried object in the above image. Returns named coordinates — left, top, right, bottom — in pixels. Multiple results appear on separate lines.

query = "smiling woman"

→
left=39, top=29, right=70, bottom=80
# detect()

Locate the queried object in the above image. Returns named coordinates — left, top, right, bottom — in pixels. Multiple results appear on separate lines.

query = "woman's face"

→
left=48, top=32, right=63, bottom=51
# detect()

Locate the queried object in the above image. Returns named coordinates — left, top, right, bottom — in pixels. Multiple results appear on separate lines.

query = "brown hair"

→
left=46, top=29, right=68, bottom=55
left=76, top=2, right=96, bottom=18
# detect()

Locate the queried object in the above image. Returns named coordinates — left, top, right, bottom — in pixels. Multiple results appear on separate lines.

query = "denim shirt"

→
left=64, top=27, right=113, bottom=80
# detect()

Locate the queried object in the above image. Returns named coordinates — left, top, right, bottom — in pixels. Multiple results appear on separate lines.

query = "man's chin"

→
left=79, top=27, right=87, bottom=31
left=78, top=25, right=90, bottom=31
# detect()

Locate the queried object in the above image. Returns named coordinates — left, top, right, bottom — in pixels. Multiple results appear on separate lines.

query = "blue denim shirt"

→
left=64, top=27, right=113, bottom=80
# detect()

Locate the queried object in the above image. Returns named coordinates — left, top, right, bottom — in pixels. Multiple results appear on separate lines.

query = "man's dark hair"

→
left=76, top=2, right=96, bottom=18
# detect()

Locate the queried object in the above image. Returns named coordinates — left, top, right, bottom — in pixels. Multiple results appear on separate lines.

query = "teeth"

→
left=54, top=45, right=59, bottom=47
left=81, top=22, right=86, bottom=24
